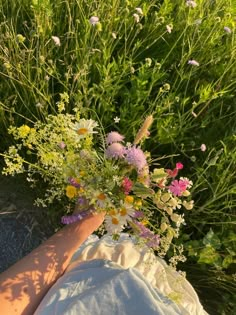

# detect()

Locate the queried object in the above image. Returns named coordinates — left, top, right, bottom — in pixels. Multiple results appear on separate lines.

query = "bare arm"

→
left=0, top=212, right=105, bottom=315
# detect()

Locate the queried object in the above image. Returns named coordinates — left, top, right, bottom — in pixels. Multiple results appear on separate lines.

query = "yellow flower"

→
left=112, top=217, right=119, bottom=225
left=18, top=125, right=31, bottom=138
left=125, top=195, right=134, bottom=204
left=66, top=185, right=77, bottom=199
left=97, top=193, right=106, bottom=200
left=141, top=219, right=149, bottom=226
left=109, top=209, right=117, bottom=216
left=119, top=208, right=128, bottom=216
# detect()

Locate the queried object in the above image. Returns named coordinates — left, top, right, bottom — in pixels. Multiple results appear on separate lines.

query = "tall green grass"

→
left=0, top=0, right=236, bottom=313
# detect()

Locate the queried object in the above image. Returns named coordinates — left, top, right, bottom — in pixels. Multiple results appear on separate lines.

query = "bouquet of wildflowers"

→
left=2, top=108, right=194, bottom=262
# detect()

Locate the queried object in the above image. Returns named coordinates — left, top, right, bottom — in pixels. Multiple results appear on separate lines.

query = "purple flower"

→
left=188, top=59, right=200, bottom=66
left=133, top=220, right=160, bottom=248
left=105, top=142, right=125, bottom=159
left=224, top=26, right=232, bottom=34
left=106, top=131, right=124, bottom=145
left=133, top=210, right=145, bottom=218
left=61, top=208, right=94, bottom=225
left=146, top=235, right=160, bottom=248
left=68, top=177, right=80, bottom=188
left=125, top=146, right=147, bottom=171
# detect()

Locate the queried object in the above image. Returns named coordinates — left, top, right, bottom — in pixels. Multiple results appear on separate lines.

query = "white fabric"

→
left=35, top=234, right=208, bottom=315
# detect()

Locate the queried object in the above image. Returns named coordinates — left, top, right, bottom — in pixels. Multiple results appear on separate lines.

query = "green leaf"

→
left=222, top=255, right=234, bottom=269
left=203, top=228, right=221, bottom=250
left=198, top=245, right=222, bottom=266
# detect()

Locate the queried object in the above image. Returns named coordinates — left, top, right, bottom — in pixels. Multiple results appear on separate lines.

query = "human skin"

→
left=0, top=212, right=105, bottom=315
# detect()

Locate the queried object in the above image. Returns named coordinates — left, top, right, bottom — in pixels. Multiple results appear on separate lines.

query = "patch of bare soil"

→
left=0, top=174, right=55, bottom=272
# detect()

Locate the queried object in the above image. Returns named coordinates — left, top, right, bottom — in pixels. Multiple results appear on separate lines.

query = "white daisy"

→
left=72, top=119, right=98, bottom=139
left=105, top=214, right=126, bottom=234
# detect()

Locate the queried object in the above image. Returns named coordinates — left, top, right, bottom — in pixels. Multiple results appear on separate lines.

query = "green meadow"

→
left=0, top=1, right=236, bottom=313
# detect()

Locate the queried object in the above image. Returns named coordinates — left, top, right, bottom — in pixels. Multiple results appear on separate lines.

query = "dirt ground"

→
left=0, top=174, right=54, bottom=273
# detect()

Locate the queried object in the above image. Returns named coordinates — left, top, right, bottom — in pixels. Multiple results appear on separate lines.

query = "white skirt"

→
left=66, top=233, right=208, bottom=315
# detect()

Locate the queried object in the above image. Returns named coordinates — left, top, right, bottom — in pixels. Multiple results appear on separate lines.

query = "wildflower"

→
left=89, top=16, right=99, bottom=26
left=176, top=162, right=183, bottom=170
left=106, top=131, right=124, bottom=145
left=200, top=143, right=207, bottom=152
left=163, top=83, right=171, bottom=91
left=145, top=58, right=152, bottom=67
left=105, top=143, right=125, bottom=159
left=138, top=165, right=150, bottom=186
left=134, top=115, right=153, bottom=145
left=113, top=116, right=120, bottom=123
left=51, top=36, right=61, bottom=46
left=179, top=177, right=193, bottom=189
left=171, top=213, right=185, bottom=227
left=188, top=59, right=200, bottom=66
left=160, top=222, right=168, bottom=232
left=166, top=24, right=173, bottom=33
left=18, top=125, right=31, bottom=138
left=146, top=234, right=160, bottom=248
left=186, top=0, right=197, bottom=8
left=66, top=185, right=77, bottom=199
left=16, top=34, right=25, bottom=44
left=112, top=32, right=117, bottom=39
left=169, top=180, right=187, bottom=196
left=133, top=210, right=144, bottom=218
left=135, top=7, right=143, bottom=15
left=68, top=177, right=80, bottom=188
left=124, top=195, right=134, bottom=204
left=194, top=19, right=202, bottom=25
left=122, top=177, right=133, bottom=195
left=125, top=146, right=147, bottom=171
left=224, top=26, right=232, bottom=34
left=105, top=215, right=126, bottom=234
left=58, top=141, right=66, bottom=149
left=133, top=13, right=140, bottom=23
left=72, top=119, right=98, bottom=138
left=183, top=200, right=194, bottom=210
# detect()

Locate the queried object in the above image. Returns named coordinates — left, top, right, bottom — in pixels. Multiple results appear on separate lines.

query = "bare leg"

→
left=0, top=212, right=105, bottom=315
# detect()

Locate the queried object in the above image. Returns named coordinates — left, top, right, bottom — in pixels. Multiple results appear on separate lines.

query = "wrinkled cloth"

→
left=35, top=234, right=208, bottom=315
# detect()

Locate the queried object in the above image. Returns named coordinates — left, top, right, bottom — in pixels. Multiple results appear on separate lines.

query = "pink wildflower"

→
left=89, top=16, right=99, bottom=26
left=125, top=146, right=147, bottom=171
left=122, top=177, right=133, bottom=195
left=224, top=26, right=232, bottom=34
left=180, top=177, right=193, bottom=189
left=186, top=0, right=197, bottom=8
left=169, top=180, right=187, bottom=196
left=166, top=168, right=178, bottom=178
left=200, top=144, right=207, bottom=152
left=106, top=131, right=124, bottom=145
left=176, top=162, right=183, bottom=170
left=105, top=142, right=125, bottom=159
left=58, top=141, right=66, bottom=149
left=188, top=59, right=200, bottom=66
